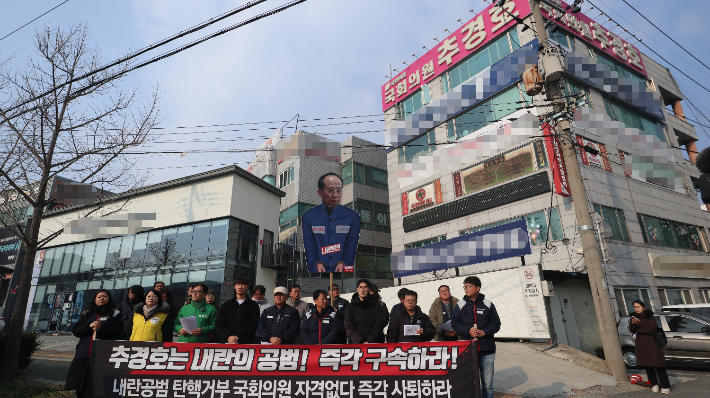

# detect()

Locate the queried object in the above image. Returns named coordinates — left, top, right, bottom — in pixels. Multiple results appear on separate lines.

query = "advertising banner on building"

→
left=452, top=144, right=544, bottom=197
left=392, top=219, right=532, bottom=278
left=381, top=0, right=532, bottom=111
left=0, top=228, right=21, bottom=268
left=519, top=266, right=550, bottom=339
left=576, top=136, right=612, bottom=172
left=401, top=180, right=443, bottom=215
left=543, top=124, right=571, bottom=197
left=539, top=0, right=646, bottom=76
left=87, top=340, right=479, bottom=398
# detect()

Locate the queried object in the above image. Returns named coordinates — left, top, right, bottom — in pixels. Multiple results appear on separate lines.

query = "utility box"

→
left=542, top=280, right=554, bottom=297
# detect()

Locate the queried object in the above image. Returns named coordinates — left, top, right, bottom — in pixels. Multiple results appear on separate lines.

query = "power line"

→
left=620, top=0, right=710, bottom=73
left=0, top=0, right=70, bottom=42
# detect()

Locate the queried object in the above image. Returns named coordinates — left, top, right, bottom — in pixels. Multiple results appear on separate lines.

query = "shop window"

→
left=638, top=214, right=705, bottom=252
left=603, top=96, right=668, bottom=144
left=444, top=85, right=526, bottom=144
left=355, top=199, right=390, bottom=232
left=460, top=209, right=564, bottom=246
left=441, top=29, right=520, bottom=94
left=700, top=289, right=710, bottom=304
left=277, top=165, right=295, bottom=188
left=614, top=287, right=651, bottom=317
left=395, top=84, right=431, bottom=121
left=658, top=288, right=694, bottom=306
left=593, top=204, right=630, bottom=241
left=405, top=235, right=446, bottom=250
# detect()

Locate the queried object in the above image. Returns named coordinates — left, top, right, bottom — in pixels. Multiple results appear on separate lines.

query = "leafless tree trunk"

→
left=0, top=23, right=160, bottom=381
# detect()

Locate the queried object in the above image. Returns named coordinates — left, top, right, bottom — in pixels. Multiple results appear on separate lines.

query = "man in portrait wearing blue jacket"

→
left=451, top=276, right=501, bottom=398
left=302, top=172, right=361, bottom=273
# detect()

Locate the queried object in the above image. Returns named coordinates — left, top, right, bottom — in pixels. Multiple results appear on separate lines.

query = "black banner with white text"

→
left=87, top=340, right=479, bottom=398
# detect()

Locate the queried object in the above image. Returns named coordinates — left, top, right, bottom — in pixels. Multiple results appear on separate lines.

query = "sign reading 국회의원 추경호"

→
left=381, top=0, right=532, bottom=112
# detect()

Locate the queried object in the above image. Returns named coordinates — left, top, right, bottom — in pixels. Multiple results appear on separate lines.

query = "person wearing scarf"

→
left=130, top=289, right=171, bottom=341
left=65, top=289, right=123, bottom=398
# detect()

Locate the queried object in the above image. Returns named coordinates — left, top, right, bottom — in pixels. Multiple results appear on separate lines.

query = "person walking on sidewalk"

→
left=629, top=300, right=671, bottom=394
left=451, top=276, right=501, bottom=398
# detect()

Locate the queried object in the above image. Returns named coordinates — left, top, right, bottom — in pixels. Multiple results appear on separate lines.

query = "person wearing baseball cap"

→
left=257, top=286, right=300, bottom=345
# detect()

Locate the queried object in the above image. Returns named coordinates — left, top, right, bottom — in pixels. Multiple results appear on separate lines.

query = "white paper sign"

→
left=180, top=316, right=198, bottom=333
left=439, top=320, right=454, bottom=332
left=404, top=325, right=422, bottom=336
left=519, top=266, right=550, bottom=338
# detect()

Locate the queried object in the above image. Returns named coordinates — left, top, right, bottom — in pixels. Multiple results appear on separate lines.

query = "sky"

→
left=1, top=0, right=709, bottom=188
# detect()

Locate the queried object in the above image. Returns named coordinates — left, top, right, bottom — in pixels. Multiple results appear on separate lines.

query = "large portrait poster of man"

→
left=301, top=173, right=361, bottom=273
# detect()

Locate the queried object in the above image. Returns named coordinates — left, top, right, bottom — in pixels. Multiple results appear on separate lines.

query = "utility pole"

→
left=528, top=0, right=628, bottom=381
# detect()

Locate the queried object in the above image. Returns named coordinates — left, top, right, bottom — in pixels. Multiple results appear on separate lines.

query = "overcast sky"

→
left=1, top=0, right=709, bottom=189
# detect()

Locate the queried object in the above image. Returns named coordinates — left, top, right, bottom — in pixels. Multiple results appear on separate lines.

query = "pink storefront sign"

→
left=380, top=0, right=532, bottom=112
left=540, top=0, right=647, bottom=76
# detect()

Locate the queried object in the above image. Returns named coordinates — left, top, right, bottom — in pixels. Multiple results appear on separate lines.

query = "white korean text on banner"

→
left=87, top=340, right=479, bottom=398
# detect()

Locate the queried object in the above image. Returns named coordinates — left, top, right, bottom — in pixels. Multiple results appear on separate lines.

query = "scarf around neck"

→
left=143, top=304, right=158, bottom=318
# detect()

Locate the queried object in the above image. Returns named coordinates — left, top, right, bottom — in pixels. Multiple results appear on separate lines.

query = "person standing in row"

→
left=253, top=284, right=272, bottom=315
left=174, top=283, right=217, bottom=343
left=258, top=287, right=300, bottom=345
left=344, top=279, right=388, bottom=344
left=130, top=289, right=170, bottom=341
left=389, top=288, right=410, bottom=317
left=184, top=284, right=196, bottom=306
left=160, top=287, right=179, bottom=343
left=206, top=289, right=220, bottom=310
left=387, top=290, right=436, bottom=343
left=452, top=276, right=501, bottom=398
left=154, top=281, right=165, bottom=292
left=301, top=290, right=339, bottom=344
left=117, top=285, right=144, bottom=340
left=430, top=285, right=459, bottom=341
left=629, top=300, right=671, bottom=394
left=216, top=277, right=260, bottom=344
left=329, top=284, right=349, bottom=344
left=286, top=284, right=309, bottom=319
left=65, top=290, right=123, bottom=398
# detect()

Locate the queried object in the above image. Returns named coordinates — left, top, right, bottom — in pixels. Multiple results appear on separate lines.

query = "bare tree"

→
left=0, top=23, right=160, bottom=381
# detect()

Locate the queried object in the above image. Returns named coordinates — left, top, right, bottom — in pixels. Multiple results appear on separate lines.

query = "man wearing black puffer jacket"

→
left=216, top=276, right=260, bottom=344
left=452, top=276, right=501, bottom=398
left=387, top=290, right=436, bottom=343
left=344, top=279, right=388, bottom=344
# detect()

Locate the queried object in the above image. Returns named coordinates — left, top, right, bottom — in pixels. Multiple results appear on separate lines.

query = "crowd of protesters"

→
left=66, top=276, right=500, bottom=398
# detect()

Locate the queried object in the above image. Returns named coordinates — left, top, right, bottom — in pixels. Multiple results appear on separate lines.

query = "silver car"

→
left=617, top=311, right=710, bottom=368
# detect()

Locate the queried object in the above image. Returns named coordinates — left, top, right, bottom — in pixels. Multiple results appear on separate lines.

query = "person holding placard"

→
left=387, top=290, right=435, bottom=343
left=174, top=283, right=217, bottom=343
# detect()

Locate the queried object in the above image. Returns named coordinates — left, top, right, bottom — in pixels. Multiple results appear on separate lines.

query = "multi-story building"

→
left=249, top=130, right=393, bottom=296
left=21, top=166, right=283, bottom=332
left=380, top=0, right=710, bottom=353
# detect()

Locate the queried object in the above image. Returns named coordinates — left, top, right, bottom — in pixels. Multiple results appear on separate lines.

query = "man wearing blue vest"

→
left=451, top=276, right=501, bottom=398
left=302, top=172, right=360, bottom=273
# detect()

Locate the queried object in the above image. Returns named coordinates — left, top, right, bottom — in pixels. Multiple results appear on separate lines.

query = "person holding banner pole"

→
left=344, top=279, right=388, bottom=344
left=452, top=276, right=501, bottom=398
left=301, top=289, right=339, bottom=344
left=65, top=289, right=123, bottom=398
left=329, top=284, right=349, bottom=344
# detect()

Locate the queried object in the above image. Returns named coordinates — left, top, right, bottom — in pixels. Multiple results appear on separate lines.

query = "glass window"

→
left=120, top=235, right=134, bottom=262
left=51, top=247, right=65, bottom=275
left=405, top=235, right=447, bottom=250
left=354, top=163, right=364, bottom=184
left=404, top=133, right=431, bottom=163
left=158, top=228, right=177, bottom=265
left=666, top=316, right=707, bottom=333
left=638, top=214, right=705, bottom=251
left=460, top=208, right=565, bottom=246
left=604, top=96, right=667, bottom=144
left=593, top=204, right=630, bottom=241
left=144, top=230, right=163, bottom=265
left=131, top=233, right=148, bottom=267
left=92, top=240, right=109, bottom=269
left=191, top=222, right=211, bottom=260
left=342, top=160, right=353, bottom=186
left=189, top=270, right=206, bottom=285
left=114, top=278, right=127, bottom=289
left=205, top=269, right=225, bottom=300
left=40, top=249, right=55, bottom=277
left=80, top=242, right=95, bottom=272
left=88, top=280, right=101, bottom=290
left=372, top=168, right=388, bottom=190
left=141, top=274, right=156, bottom=289
left=209, top=220, right=229, bottom=258
left=127, top=276, right=141, bottom=287
left=70, top=244, right=83, bottom=274
left=174, top=226, right=194, bottom=263
left=355, top=201, right=390, bottom=233
left=105, top=237, right=122, bottom=269
left=396, top=84, right=432, bottom=121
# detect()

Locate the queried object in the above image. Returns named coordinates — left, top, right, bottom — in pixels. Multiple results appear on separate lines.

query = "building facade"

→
left=380, top=0, right=710, bottom=353
left=22, top=166, right=283, bottom=332
left=248, top=130, right=394, bottom=296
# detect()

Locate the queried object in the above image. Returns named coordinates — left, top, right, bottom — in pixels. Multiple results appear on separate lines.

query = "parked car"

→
left=662, top=304, right=710, bottom=320
left=618, top=311, right=710, bottom=368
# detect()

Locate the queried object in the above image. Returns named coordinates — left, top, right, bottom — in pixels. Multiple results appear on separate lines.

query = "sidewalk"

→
left=493, top=342, right=617, bottom=397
